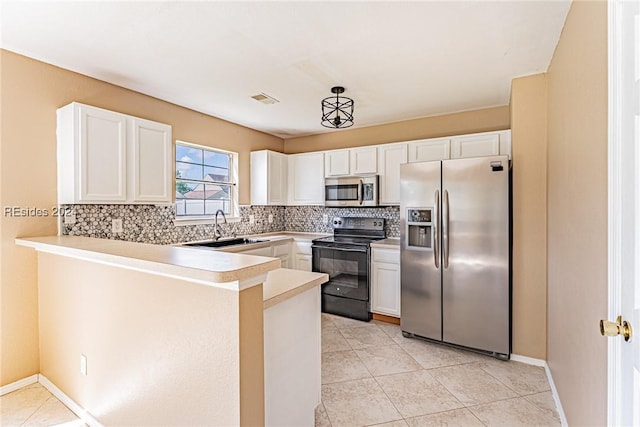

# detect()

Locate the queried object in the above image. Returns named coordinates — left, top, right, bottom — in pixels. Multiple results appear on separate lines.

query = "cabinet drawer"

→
left=272, top=242, right=290, bottom=256
left=372, top=248, right=399, bottom=264
left=240, top=247, right=272, bottom=257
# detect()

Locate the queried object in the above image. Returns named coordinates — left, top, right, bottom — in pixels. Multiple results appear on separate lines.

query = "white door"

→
left=606, top=1, right=639, bottom=425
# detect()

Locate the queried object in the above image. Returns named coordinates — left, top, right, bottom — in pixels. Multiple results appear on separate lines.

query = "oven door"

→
left=311, top=244, right=369, bottom=301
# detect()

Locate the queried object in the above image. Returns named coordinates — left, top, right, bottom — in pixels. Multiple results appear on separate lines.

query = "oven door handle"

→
left=311, top=245, right=368, bottom=253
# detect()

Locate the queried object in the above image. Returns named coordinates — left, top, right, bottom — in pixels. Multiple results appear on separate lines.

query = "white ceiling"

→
left=0, top=1, right=570, bottom=139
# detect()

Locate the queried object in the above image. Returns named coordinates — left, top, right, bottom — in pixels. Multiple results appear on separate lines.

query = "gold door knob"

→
left=600, top=316, right=633, bottom=342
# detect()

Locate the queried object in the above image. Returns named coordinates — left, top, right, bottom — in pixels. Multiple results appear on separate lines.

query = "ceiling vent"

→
left=251, top=93, right=279, bottom=105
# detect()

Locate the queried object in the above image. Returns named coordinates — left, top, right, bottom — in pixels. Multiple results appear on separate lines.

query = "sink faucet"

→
left=214, top=209, right=227, bottom=241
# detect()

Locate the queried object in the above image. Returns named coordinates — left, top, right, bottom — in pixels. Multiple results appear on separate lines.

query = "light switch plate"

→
left=112, top=218, right=123, bottom=233
left=64, top=212, right=76, bottom=225
left=80, top=354, right=87, bottom=376
left=249, top=215, right=255, bottom=225
left=322, top=214, right=329, bottom=224
left=268, top=214, right=273, bottom=223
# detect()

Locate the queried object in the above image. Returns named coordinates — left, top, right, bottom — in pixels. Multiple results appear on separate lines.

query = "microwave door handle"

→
left=359, top=179, right=364, bottom=205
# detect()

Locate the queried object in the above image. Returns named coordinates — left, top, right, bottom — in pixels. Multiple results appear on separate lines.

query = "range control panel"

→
left=332, top=217, right=385, bottom=231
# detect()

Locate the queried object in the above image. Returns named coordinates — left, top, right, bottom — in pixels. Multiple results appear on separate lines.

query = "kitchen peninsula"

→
left=15, top=235, right=327, bottom=426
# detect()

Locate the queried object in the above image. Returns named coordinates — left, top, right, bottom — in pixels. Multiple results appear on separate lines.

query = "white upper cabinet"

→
left=325, top=147, right=377, bottom=177
left=251, top=150, right=288, bottom=205
left=288, top=152, right=325, bottom=205
left=324, top=149, right=350, bottom=177
left=377, top=143, right=407, bottom=205
left=350, top=146, right=377, bottom=175
left=451, top=130, right=511, bottom=160
left=57, top=102, right=173, bottom=205
left=130, top=117, right=173, bottom=203
left=407, top=137, right=451, bottom=163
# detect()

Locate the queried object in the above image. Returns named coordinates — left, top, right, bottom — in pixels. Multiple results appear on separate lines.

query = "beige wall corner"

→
left=546, top=0, right=608, bottom=425
left=510, top=73, right=548, bottom=360
left=283, top=106, right=510, bottom=154
left=0, top=49, right=282, bottom=387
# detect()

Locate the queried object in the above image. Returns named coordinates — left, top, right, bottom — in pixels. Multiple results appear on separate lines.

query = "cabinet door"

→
left=289, top=153, right=325, bottom=205
left=78, top=105, right=128, bottom=202
left=371, top=260, right=401, bottom=317
left=130, top=118, right=173, bottom=203
left=240, top=246, right=273, bottom=257
left=268, top=151, right=287, bottom=205
left=378, top=144, right=407, bottom=205
left=408, top=138, right=451, bottom=162
left=324, top=149, right=350, bottom=177
left=350, top=146, right=377, bottom=175
left=295, top=254, right=313, bottom=272
left=451, top=133, right=500, bottom=159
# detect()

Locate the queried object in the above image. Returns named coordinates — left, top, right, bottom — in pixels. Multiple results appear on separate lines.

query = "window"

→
left=175, top=141, right=238, bottom=219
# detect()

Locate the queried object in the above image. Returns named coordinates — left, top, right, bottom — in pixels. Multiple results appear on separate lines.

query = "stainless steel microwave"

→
left=325, top=176, right=379, bottom=207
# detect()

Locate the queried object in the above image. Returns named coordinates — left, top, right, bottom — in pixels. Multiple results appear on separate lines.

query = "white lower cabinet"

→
left=371, top=247, right=401, bottom=317
left=239, top=246, right=272, bottom=257
left=293, top=241, right=313, bottom=272
left=236, top=239, right=312, bottom=271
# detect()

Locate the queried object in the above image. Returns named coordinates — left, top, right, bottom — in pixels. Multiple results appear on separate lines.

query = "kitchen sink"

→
left=183, top=238, right=267, bottom=248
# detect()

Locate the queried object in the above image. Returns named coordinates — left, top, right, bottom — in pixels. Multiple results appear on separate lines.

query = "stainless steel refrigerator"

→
left=400, top=156, right=510, bottom=358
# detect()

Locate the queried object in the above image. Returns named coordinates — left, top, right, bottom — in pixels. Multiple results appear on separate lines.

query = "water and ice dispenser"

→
left=406, top=208, right=433, bottom=249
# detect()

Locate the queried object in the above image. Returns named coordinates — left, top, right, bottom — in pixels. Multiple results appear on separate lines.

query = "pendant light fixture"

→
left=321, top=86, right=354, bottom=129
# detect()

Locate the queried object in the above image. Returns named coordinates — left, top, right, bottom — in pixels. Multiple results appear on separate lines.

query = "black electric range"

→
left=311, top=217, right=386, bottom=321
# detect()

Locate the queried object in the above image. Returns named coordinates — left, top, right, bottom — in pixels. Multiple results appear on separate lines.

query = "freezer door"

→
left=400, top=161, right=442, bottom=341
left=441, top=156, right=510, bottom=355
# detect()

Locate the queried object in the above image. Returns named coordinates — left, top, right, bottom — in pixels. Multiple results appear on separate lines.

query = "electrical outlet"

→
left=112, top=218, right=123, bottom=233
left=64, top=212, right=76, bottom=225
left=249, top=215, right=255, bottom=225
left=268, top=214, right=273, bottom=223
left=80, top=354, right=87, bottom=376
left=322, top=214, right=329, bottom=224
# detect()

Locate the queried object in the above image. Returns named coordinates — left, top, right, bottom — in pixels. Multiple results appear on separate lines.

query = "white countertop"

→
left=370, top=238, right=400, bottom=248
left=16, top=235, right=281, bottom=290
left=263, top=268, right=328, bottom=309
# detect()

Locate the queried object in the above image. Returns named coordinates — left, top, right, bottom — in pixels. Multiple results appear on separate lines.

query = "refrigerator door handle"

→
left=443, top=189, right=450, bottom=269
left=434, top=190, right=440, bottom=269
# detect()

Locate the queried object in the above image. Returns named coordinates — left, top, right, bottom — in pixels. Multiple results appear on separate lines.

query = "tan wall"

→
left=37, top=252, right=264, bottom=425
left=510, top=74, right=548, bottom=359
left=546, top=1, right=608, bottom=425
left=0, top=49, right=282, bottom=387
left=284, top=106, right=510, bottom=153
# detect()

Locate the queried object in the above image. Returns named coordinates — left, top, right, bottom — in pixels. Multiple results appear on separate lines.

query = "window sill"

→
left=173, top=216, right=241, bottom=227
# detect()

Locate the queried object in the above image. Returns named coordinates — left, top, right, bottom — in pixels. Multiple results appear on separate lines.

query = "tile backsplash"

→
left=60, top=204, right=400, bottom=244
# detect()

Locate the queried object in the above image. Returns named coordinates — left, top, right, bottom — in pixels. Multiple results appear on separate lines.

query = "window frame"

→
left=174, top=140, right=239, bottom=225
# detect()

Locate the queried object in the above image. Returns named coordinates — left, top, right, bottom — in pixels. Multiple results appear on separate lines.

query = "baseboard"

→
left=543, top=364, right=569, bottom=427
left=372, top=313, right=400, bottom=325
left=0, top=374, right=39, bottom=396
left=510, top=353, right=546, bottom=367
left=38, top=374, right=103, bottom=427
left=510, top=354, right=568, bottom=426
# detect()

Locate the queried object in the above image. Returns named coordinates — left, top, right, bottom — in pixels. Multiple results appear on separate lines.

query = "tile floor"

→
left=1, top=314, right=561, bottom=427
left=316, top=313, right=561, bottom=427
left=0, top=383, right=83, bottom=426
